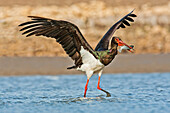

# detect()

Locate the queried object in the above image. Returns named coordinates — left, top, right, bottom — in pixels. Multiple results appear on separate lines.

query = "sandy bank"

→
left=0, top=54, right=169, bottom=76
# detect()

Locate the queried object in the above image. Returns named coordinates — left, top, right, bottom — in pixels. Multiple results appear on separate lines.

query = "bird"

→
left=19, top=10, right=137, bottom=97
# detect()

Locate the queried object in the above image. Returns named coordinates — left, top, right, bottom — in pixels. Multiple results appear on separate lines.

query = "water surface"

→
left=0, top=73, right=170, bottom=113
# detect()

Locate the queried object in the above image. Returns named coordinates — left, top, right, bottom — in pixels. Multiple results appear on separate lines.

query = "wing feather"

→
left=95, top=10, right=137, bottom=51
left=19, top=16, right=95, bottom=68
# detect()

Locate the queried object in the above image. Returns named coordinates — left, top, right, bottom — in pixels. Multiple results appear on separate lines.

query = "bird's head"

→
left=111, top=37, right=134, bottom=53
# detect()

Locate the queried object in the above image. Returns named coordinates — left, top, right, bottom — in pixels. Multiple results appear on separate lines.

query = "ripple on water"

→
left=0, top=73, right=170, bottom=113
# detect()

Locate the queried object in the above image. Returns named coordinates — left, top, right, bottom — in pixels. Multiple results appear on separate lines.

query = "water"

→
left=0, top=73, right=170, bottom=113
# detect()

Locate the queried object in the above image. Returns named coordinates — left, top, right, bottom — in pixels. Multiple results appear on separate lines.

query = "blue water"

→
left=0, top=73, right=170, bottom=113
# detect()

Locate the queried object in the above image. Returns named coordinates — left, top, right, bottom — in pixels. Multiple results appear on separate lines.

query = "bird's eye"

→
left=115, top=38, right=119, bottom=42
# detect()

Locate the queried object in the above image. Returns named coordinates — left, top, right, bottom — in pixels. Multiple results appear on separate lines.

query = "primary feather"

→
left=19, top=16, right=96, bottom=68
left=95, top=10, right=137, bottom=51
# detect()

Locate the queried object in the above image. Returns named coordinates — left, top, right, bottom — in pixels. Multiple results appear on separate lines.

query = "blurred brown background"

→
left=0, top=0, right=169, bottom=56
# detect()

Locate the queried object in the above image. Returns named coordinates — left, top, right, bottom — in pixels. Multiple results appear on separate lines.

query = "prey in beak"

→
left=118, top=45, right=134, bottom=53
left=115, top=38, right=134, bottom=53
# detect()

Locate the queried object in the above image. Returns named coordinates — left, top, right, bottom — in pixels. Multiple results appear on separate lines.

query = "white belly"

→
left=77, top=46, right=104, bottom=73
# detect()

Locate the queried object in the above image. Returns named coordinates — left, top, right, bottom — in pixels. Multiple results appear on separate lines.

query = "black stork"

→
left=19, top=10, right=137, bottom=97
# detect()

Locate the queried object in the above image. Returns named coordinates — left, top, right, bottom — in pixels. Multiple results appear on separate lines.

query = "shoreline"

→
left=0, top=54, right=169, bottom=76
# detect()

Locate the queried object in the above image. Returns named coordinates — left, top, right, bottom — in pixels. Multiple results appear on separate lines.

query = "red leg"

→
left=84, top=79, right=89, bottom=97
left=97, top=76, right=111, bottom=97
left=97, top=76, right=102, bottom=90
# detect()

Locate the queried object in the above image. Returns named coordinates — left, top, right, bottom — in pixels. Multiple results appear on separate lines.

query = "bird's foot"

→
left=101, top=89, right=111, bottom=97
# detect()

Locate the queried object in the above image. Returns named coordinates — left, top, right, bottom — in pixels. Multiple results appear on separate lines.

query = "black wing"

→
left=19, top=16, right=95, bottom=68
left=95, top=10, right=137, bottom=51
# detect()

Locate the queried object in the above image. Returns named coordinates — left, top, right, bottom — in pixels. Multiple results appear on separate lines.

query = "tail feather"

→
left=67, top=66, right=77, bottom=69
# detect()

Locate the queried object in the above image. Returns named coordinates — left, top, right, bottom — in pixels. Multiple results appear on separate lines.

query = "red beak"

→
left=118, top=40, right=132, bottom=49
left=118, top=40, right=134, bottom=53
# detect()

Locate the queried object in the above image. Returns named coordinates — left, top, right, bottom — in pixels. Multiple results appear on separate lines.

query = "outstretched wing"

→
left=95, top=10, right=137, bottom=51
left=19, top=16, right=95, bottom=68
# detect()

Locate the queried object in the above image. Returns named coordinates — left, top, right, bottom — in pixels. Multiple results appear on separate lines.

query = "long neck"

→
left=99, top=46, right=118, bottom=66
left=110, top=42, right=118, bottom=50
